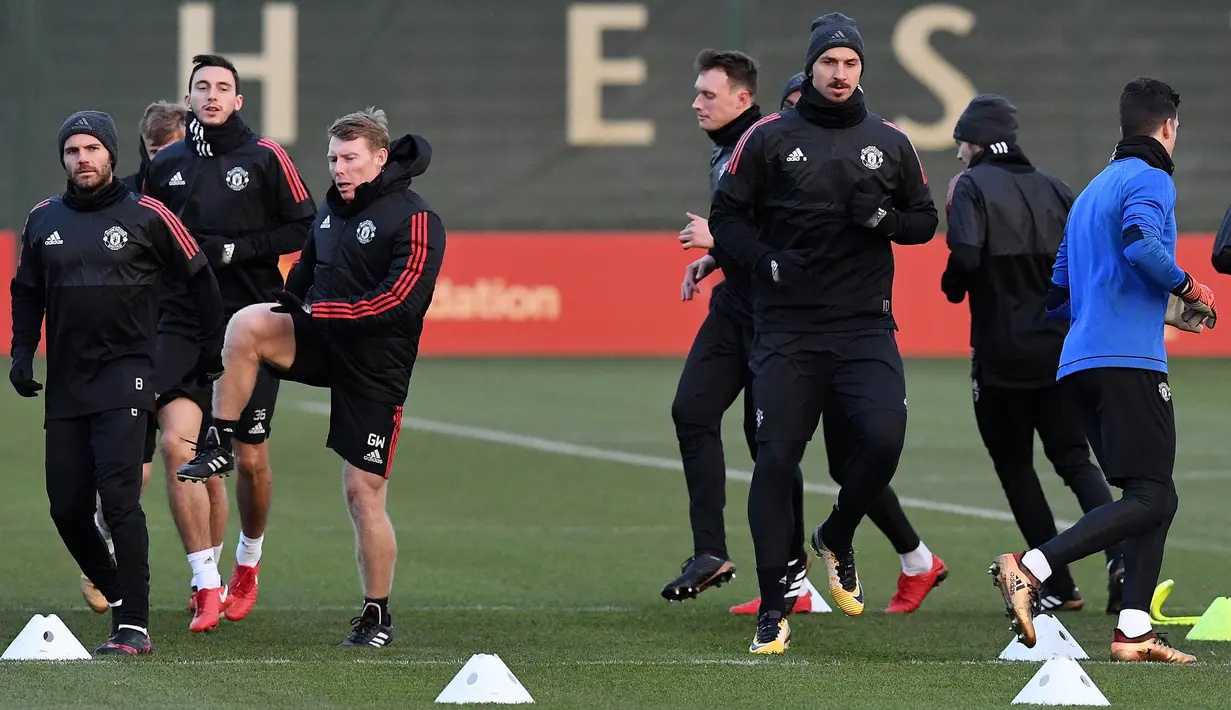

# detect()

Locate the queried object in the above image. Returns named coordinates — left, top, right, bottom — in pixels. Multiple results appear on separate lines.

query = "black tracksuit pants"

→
left=1036, top=368, right=1179, bottom=614
left=973, top=377, right=1123, bottom=596
left=671, top=305, right=921, bottom=563
left=46, top=408, right=151, bottom=630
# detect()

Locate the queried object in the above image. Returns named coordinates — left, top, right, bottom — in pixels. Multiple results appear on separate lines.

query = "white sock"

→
left=188, top=549, right=222, bottom=590
left=236, top=533, right=264, bottom=568
left=900, top=541, right=934, bottom=576
left=1117, top=609, right=1153, bottom=638
left=117, top=624, right=148, bottom=636
left=1021, top=549, right=1052, bottom=583
left=213, top=543, right=225, bottom=567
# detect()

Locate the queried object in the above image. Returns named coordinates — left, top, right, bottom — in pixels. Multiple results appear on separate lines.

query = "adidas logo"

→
left=44, top=231, right=63, bottom=246
left=248, top=422, right=265, bottom=436
left=363, top=449, right=384, bottom=465
left=830, top=30, right=846, bottom=40
left=786, top=147, right=807, bottom=162
left=169, top=172, right=185, bottom=186
left=320, top=215, right=331, bottom=229
left=988, top=141, right=1010, bottom=155
left=73, top=116, right=90, bottom=129
left=205, top=456, right=229, bottom=473
left=368, top=630, right=389, bottom=647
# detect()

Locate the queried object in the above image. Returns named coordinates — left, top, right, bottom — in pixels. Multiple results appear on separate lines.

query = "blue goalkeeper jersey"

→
left=1051, top=155, right=1186, bottom=379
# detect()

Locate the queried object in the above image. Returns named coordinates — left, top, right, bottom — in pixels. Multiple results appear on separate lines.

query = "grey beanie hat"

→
left=781, top=72, right=807, bottom=107
left=58, top=110, right=119, bottom=169
left=805, top=13, right=865, bottom=74
left=953, top=94, right=1019, bottom=147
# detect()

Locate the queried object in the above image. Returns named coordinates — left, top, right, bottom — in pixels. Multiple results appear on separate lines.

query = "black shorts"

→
left=233, top=367, right=280, bottom=446
left=750, top=329, right=907, bottom=442
left=268, top=323, right=405, bottom=477
left=148, top=333, right=211, bottom=464
left=1064, top=367, right=1175, bottom=486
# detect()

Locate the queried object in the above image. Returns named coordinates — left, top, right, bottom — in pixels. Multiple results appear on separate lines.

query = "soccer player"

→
left=665, top=49, right=822, bottom=614
left=941, top=94, right=1126, bottom=613
left=10, top=110, right=223, bottom=654
left=684, top=67, right=946, bottom=616
left=709, top=13, right=939, bottom=652
left=178, top=108, right=445, bottom=646
left=1213, top=203, right=1231, bottom=274
left=76, top=100, right=192, bottom=617
left=990, top=78, right=1207, bottom=663
left=144, top=54, right=316, bottom=632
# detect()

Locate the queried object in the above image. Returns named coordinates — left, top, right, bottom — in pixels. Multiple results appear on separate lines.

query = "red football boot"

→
left=886, top=555, right=948, bottom=613
left=223, top=562, right=260, bottom=622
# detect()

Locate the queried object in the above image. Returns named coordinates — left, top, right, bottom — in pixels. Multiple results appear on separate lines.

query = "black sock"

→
left=756, top=567, right=788, bottom=615
left=214, top=418, right=237, bottom=450
left=364, top=596, right=390, bottom=625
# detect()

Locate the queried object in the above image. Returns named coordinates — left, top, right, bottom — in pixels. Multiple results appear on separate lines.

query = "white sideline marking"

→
left=43, top=657, right=1228, bottom=668
left=292, top=401, right=1069, bottom=527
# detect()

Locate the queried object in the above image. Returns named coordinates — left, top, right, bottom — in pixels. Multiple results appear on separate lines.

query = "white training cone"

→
left=1011, top=657, right=1109, bottom=706
left=2, top=614, right=92, bottom=660
left=435, top=653, right=534, bottom=705
left=999, top=614, right=1089, bottom=661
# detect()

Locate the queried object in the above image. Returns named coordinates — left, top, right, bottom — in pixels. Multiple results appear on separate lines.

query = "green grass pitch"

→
left=0, top=358, right=1228, bottom=708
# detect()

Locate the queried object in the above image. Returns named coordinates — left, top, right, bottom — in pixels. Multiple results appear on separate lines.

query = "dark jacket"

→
left=1213, top=202, right=1231, bottom=275
left=705, top=106, right=762, bottom=319
left=11, top=181, right=222, bottom=419
left=709, top=91, right=937, bottom=333
left=941, top=145, right=1074, bottom=388
left=144, top=131, right=316, bottom=334
left=285, top=135, right=446, bottom=405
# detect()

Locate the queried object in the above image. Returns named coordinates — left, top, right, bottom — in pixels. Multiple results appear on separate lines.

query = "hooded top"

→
left=283, top=133, right=446, bottom=405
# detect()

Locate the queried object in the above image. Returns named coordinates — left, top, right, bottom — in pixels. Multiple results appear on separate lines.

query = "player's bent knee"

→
left=851, top=410, right=907, bottom=457
left=755, top=439, right=806, bottom=475
left=234, top=443, right=271, bottom=478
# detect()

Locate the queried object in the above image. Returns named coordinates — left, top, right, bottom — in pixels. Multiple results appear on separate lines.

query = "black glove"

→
left=201, top=239, right=252, bottom=269
left=848, top=177, right=886, bottom=227
left=9, top=355, right=42, bottom=398
left=271, top=290, right=317, bottom=331
left=755, top=250, right=805, bottom=289
left=187, top=349, right=225, bottom=387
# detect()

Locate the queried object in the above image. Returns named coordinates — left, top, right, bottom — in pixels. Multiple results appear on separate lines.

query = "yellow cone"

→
left=1186, top=597, right=1231, bottom=641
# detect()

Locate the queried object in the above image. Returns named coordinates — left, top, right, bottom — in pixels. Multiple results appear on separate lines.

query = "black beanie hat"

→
left=781, top=72, right=807, bottom=107
left=805, top=13, right=864, bottom=74
left=58, top=110, right=120, bottom=169
left=953, top=94, right=1018, bottom=147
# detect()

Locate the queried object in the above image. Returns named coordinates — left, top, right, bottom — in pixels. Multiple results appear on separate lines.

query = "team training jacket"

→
left=941, top=144, right=1076, bottom=388
left=284, top=134, right=446, bottom=406
left=704, top=106, right=763, bottom=319
left=11, top=181, right=222, bottom=420
left=1050, top=142, right=1183, bottom=378
left=709, top=90, right=938, bottom=333
left=144, top=121, right=316, bottom=335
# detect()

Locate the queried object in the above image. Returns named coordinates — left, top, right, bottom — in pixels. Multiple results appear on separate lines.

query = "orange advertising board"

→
left=4, top=229, right=1231, bottom=357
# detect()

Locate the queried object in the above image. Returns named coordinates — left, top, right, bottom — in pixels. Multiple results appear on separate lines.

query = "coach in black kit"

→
left=710, top=13, right=938, bottom=653
left=941, top=95, right=1126, bottom=614
left=180, top=109, right=444, bottom=647
left=10, top=111, right=223, bottom=655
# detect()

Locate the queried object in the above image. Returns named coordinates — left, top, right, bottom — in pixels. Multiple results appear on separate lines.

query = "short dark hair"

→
left=1119, top=77, right=1180, bottom=138
left=189, top=54, right=240, bottom=91
left=694, top=49, right=758, bottom=98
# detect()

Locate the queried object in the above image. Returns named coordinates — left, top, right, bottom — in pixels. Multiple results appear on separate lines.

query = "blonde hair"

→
left=327, top=107, right=390, bottom=153
left=139, top=101, right=188, bottom=145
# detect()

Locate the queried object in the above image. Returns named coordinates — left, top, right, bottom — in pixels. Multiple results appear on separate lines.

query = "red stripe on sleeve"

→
left=311, top=213, right=429, bottom=320
left=138, top=196, right=199, bottom=258
left=258, top=138, right=309, bottom=203
left=727, top=113, right=781, bottom=176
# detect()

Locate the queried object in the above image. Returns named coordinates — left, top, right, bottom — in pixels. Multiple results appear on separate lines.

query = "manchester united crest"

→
left=860, top=145, right=884, bottom=170
left=356, top=219, right=377, bottom=244
left=103, top=225, right=129, bottom=251
left=226, top=166, right=250, bottom=192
